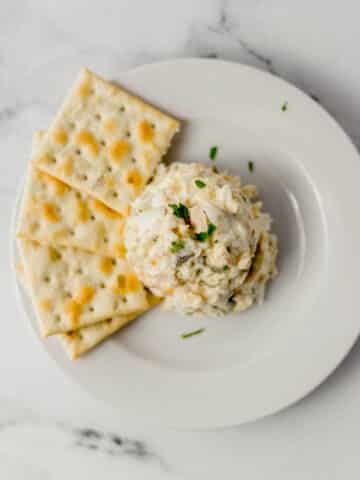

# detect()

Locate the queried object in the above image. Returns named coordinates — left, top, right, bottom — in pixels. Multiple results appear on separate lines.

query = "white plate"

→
left=12, top=57, right=360, bottom=429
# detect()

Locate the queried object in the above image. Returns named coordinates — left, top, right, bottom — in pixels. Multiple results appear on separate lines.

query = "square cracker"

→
left=18, top=238, right=149, bottom=336
left=16, top=258, right=159, bottom=359
left=18, top=132, right=127, bottom=258
left=58, top=314, right=139, bottom=359
left=32, top=68, right=180, bottom=214
left=60, top=296, right=160, bottom=359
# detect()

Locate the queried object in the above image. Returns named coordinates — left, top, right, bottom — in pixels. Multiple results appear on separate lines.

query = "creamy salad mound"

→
left=125, top=163, right=278, bottom=315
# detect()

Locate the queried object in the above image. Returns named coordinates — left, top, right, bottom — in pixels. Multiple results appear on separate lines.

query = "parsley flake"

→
left=248, top=161, right=254, bottom=173
left=195, top=179, right=206, bottom=188
left=168, top=203, right=190, bottom=224
left=195, top=223, right=217, bottom=242
left=209, top=145, right=218, bottom=160
left=170, top=240, right=185, bottom=253
left=281, top=101, right=288, bottom=112
left=195, top=232, right=208, bottom=242
left=181, top=328, right=205, bottom=339
left=207, top=223, right=216, bottom=236
left=223, top=265, right=229, bottom=271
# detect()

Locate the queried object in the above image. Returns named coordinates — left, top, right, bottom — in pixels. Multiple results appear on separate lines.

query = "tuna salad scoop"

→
left=125, top=162, right=278, bottom=315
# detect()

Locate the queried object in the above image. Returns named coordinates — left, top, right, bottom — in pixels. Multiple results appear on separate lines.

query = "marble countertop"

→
left=2, top=1, right=360, bottom=478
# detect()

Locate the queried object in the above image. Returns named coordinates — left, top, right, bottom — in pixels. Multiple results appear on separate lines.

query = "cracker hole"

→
left=89, top=306, right=94, bottom=312
left=51, top=156, right=57, bottom=164
left=111, top=259, right=116, bottom=266
left=151, top=123, right=156, bottom=129
left=75, top=268, right=82, bottom=274
left=104, top=237, right=109, bottom=244
left=79, top=333, right=84, bottom=340
left=95, top=113, right=101, bottom=121
left=43, top=275, right=50, bottom=283
left=70, top=230, right=75, bottom=236
left=65, top=291, right=72, bottom=298
left=81, top=174, right=88, bottom=181
left=69, top=122, right=76, bottom=130
left=53, top=250, right=62, bottom=261
left=112, top=191, right=118, bottom=198
left=54, top=315, right=61, bottom=323
left=30, top=222, right=40, bottom=232
left=100, top=140, right=106, bottom=146
left=131, top=157, right=136, bottom=164
left=119, top=106, right=125, bottom=112
left=125, top=130, right=131, bottom=138
left=122, top=297, right=127, bottom=303
left=90, top=215, right=95, bottom=221
left=75, top=192, right=81, bottom=198
left=75, top=149, right=81, bottom=155
left=90, top=89, right=95, bottom=94
left=100, top=282, right=105, bottom=289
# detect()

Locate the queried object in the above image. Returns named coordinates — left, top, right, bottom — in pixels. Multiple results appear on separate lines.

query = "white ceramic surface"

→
left=13, top=58, right=360, bottom=429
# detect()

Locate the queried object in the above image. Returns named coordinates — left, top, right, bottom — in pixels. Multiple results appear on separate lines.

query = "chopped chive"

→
left=209, top=145, right=218, bottom=160
left=181, top=328, right=205, bottom=339
left=223, top=265, right=229, bottom=271
left=248, top=161, right=254, bottom=173
left=195, top=179, right=206, bottom=188
left=195, top=231, right=208, bottom=242
left=170, top=240, right=185, bottom=253
left=168, top=203, right=190, bottom=224
left=207, top=223, right=216, bottom=236
left=281, top=101, right=288, bottom=112
left=195, top=223, right=217, bottom=242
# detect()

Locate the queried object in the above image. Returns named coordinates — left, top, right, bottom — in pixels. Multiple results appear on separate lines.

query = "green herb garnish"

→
left=170, top=240, right=185, bottom=253
left=281, top=101, right=288, bottom=112
left=195, top=179, right=206, bottom=188
left=223, top=265, right=229, bottom=271
left=207, top=223, right=216, bottom=236
left=181, top=328, right=205, bottom=339
left=195, top=232, right=208, bottom=242
left=209, top=145, right=218, bottom=160
left=168, top=203, right=190, bottom=224
left=195, top=223, right=217, bottom=242
left=248, top=161, right=254, bottom=173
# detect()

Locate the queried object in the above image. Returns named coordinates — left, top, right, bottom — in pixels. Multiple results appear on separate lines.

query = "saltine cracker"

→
left=18, top=238, right=149, bottom=336
left=32, top=68, right=180, bottom=214
left=18, top=132, right=127, bottom=258
left=16, top=257, right=158, bottom=359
